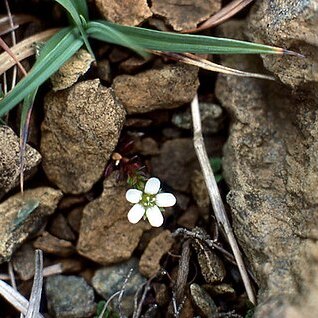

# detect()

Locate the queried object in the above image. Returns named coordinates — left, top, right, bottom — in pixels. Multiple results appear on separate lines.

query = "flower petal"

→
left=155, top=193, right=176, bottom=207
left=126, top=189, right=142, bottom=204
left=146, top=205, right=164, bottom=227
left=127, top=204, right=145, bottom=224
left=144, top=177, right=160, bottom=195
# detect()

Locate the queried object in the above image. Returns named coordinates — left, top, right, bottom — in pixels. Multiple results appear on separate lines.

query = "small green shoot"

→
left=12, top=199, right=40, bottom=231
left=210, top=157, right=223, bottom=183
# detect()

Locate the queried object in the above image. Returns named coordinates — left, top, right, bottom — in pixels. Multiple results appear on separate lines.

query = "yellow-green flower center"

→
left=141, top=193, right=156, bottom=207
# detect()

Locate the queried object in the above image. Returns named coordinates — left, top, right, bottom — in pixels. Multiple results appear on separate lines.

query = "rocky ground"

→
left=0, top=0, right=318, bottom=317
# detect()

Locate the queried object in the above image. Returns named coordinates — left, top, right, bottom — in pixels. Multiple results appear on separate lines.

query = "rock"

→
left=97, top=59, right=112, bottom=83
left=49, top=213, right=76, bottom=241
left=67, top=207, right=83, bottom=233
left=246, top=0, right=318, bottom=88
left=190, top=283, right=218, bottom=318
left=33, top=232, right=75, bottom=257
left=119, top=56, right=152, bottom=74
left=191, top=170, right=210, bottom=208
left=192, top=237, right=226, bottom=284
left=139, top=230, right=175, bottom=277
left=133, top=137, right=160, bottom=156
left=206, top=283, right=236, bottom=298
left=12, top=243, right=35, bottom=280
left=0, top=187, right=62, bottom=263
left=0, top=126, right=41, bottom=199
left=41, top=79, right=126, bottom=194
left=51, top=49, right=94, bottom=91
left=95, top=0, right=152, bottom=26
left=77, top=174, right=150, bottom=265
left=151, top=0, right=221, bottom=32
left=215, top=20, right=318, bottom=318
left=151, top=138, right=197, bottom=192
left=46, top=275, right=95, bottom=318
left=92, top=258, right=146, bottom=316
left=172, top=102, right=224, bottom=134
left=58, top=258, right=84, bottom=274
left=177, top=205, right=200, bottom=229
left=113, top=64, right=199, bottom=114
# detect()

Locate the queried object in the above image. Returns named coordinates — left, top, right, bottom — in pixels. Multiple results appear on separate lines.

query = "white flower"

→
left=126, top=177, right=176, bottom=227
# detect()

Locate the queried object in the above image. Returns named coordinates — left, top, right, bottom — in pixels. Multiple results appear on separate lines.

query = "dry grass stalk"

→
left=183, top=0, right=255, bottom=33
left=190, top=94, right=256, bottom=304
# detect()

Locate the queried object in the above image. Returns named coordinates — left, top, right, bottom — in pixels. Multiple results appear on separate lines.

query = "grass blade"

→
left=25, top=250, right=43, bottom=318
left=0, top=280, right=44, bottom=318
left=154, top=51, right=275, bottom=80
left=86, top=20, right=148, bottom=58
left=88, top=20, right=296, bottom=55
left=71, top=0, right=89, bottom=21
left=0, top=27, right=83, bottom=117
left=20, top=89, right=38, bottom=193
left=183, top=0, right=255, bottom=33
left=55, top=0, right=93, bottom=57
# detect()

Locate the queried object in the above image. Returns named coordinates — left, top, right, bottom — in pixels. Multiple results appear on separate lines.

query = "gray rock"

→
left=151, top=0, right=221, bottom=32
left=215, top=19, right=318, bottom=318
left=113, top=64, right=199, bottom=114
left=95, top=0, right=152, bottom=26
left=46, top=275, right=95, bottom=318
left=92, top=258, right=146, bottom=317
left=0, top=187, right=62, bottom=263
left=172, top=102, right=224, bottom=134
left=0, top=125, right=41, bottom=199
left=41, top=79, right=126, bottom=194
left=77, top=174, right=150, bottom=265
left=246, top=0, right=318, bottom=88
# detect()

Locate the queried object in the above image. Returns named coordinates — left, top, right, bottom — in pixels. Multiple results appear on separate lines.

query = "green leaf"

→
left=88, top=20, right=286, bottom=55
left=55, top=0, right=93, bottom=57
left=210, top=157, right=222, bottom=173
left=0, top=27, right=83, bottom=117
left=70, top=0, right=89, bottom=21
left=86, top=21, right=148, bottom=58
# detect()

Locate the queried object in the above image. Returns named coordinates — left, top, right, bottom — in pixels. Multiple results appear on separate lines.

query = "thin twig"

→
left=5, top=0, right=17, bottom=89
left=190, top=94, right=256, bottom=304
left=98, top=291, right=120, bottom=318
left=8, top=262, right=17, bottom=291
left=118, top=268, right=133, bottom=318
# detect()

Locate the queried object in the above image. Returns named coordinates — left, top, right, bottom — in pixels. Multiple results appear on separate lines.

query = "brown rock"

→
left=0, top=126, right=41, bottom=199
left=177, top=205, right=200, bottom=229
left=0, top=187, right=62, bottom=263
left=246, top=0, right=318, bottom=88
left=41, top=79, right=126, bottom=194
left=191, top=170, right=210, bottom=208
left=97, top=59, right=112, bottom=83
left=151, top=0, right=221, bottom=31
left=59, top=258, right=83, bottom=274
left=49, top=213, right=76, bottom=241
left=151, top=138, right=198, bottom=192
left=215, top=20, right=318, bottom=317
left=139, top=230, right=174, bottom=277
left=67, top=207, right=83, bottom=233
left=113, top=64, right=199, bottom=114
left=33, top=232, right=75, bottom=257
left=77, top=174, right=150, bottom=265
left=51, top=49, right=94, bottom=91
left=95, top=0, right=152, bottom=26
left=119, top=56, right=152, bottom=74
left=134, top=137, right=160, bottom=156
